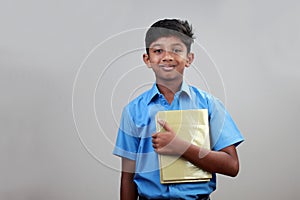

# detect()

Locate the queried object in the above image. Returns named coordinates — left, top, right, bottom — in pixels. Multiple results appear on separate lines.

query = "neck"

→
left=156, top=79, right=183, bottom=104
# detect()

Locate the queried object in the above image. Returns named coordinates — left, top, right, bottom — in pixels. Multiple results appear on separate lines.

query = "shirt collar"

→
left=146, top=81, right=191, bottom=105
left=180, top=80, right=191, bottom=98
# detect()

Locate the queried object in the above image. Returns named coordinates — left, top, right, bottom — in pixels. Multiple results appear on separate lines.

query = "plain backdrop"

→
left=1, top=0, right=299, bottom=199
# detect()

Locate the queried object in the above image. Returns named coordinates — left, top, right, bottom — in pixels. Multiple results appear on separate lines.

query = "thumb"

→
left=157, top=119, right=172, bottom=132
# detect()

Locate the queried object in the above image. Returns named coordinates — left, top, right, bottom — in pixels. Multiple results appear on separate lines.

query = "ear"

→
left=143, top=53, right=152, bottom=68
left=185, top=52, right=194, bottom=68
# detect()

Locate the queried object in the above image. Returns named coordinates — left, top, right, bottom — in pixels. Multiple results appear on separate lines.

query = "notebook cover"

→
left=155, top=109, right=212, bottom=184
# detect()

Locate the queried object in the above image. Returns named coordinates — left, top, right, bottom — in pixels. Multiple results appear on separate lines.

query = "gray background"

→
left=1, top=0, right=299, bottom=199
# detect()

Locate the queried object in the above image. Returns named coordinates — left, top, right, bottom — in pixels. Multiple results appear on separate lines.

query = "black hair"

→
left=145, top=19, right=195, bottom=54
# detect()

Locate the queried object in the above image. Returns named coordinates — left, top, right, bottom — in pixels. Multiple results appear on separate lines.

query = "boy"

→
left=113, top=19, right=244, bottom=200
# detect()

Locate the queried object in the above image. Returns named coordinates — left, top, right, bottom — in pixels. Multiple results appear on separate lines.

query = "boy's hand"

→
left=152, top=120, right=189, bottom=155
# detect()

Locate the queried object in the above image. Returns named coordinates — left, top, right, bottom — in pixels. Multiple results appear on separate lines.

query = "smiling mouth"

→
left=159, top=65, right=175, bottom=71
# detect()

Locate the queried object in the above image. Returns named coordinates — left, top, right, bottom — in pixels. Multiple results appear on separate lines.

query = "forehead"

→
left=149, top=36, right=186, bottom=48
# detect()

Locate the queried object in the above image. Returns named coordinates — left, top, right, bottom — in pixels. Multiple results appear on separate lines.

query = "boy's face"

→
left=143, top=36, right=194, bottom=84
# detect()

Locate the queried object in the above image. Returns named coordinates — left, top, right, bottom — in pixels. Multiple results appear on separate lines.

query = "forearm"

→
left=182, top=144, right=239, bottom=177
left=121, top=172, right=138, bottom=200
left=120, top=158, right=138, bottom=200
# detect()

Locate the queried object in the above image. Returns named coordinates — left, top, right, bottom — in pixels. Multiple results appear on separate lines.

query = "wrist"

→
left=175, top=139, right=190, bottom=155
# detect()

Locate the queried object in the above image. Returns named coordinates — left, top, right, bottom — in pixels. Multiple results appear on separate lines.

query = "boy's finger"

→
left=157, top=119, right=172, bottom=131
left=152, top=133, right=157, bottom=138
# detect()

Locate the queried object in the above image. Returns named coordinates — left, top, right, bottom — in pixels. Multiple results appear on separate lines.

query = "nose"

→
left=162, top=51, right=174, bottom=62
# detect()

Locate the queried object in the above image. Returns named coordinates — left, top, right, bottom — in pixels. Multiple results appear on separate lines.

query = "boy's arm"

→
left=121, top=158, right=138, bottom=200
left=152, top=121, right=239, bottom=177
left=182, top=144, right=239, bottom=177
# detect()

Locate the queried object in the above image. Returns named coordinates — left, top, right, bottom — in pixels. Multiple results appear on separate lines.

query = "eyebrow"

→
left=150, top=44, right=162, bottom=48
left=171, top=43, right=185, bottom=47
left=150, top=43, right=184, bottom=48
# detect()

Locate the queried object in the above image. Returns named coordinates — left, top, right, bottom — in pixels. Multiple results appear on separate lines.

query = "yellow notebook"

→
left=155, top=109, right=212, bottom=184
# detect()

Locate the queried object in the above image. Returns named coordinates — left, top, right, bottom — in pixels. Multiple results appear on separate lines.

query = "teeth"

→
left=161, top=65, right=174, bottom=71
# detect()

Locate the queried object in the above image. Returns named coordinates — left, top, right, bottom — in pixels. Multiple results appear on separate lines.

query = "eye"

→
left=173, top=48, right=183, bottom=53
left=153, top=49, right=163, bottom=54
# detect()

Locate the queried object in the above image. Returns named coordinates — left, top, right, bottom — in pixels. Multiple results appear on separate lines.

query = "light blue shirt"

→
left=113, top=82, right=244, bottom=199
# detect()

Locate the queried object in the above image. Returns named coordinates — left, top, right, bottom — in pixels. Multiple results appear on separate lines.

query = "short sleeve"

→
left=208, top=96, right=244, bottom=151
left=113, top=106, right=140, bottom=160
